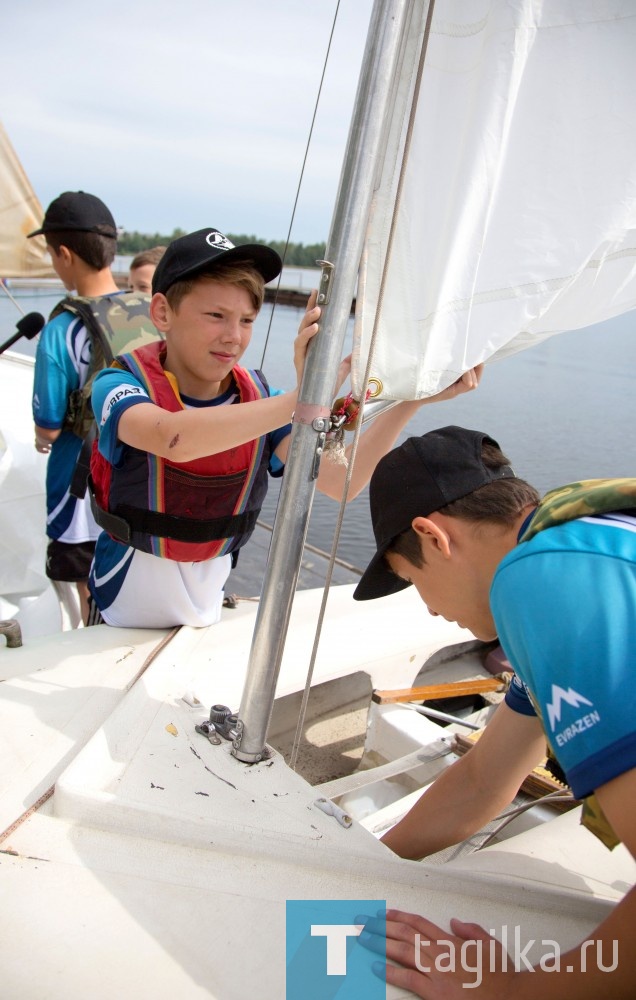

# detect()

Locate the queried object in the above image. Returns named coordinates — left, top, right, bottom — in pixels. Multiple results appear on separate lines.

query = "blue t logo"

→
left=286, top=899, right=385, bottom=999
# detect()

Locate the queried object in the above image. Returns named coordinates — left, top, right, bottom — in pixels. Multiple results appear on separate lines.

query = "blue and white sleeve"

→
left=92, top=367, right=151, bottom=464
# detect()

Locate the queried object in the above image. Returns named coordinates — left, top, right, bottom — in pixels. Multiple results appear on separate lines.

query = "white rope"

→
left=474, top=790, right=575, bottom=851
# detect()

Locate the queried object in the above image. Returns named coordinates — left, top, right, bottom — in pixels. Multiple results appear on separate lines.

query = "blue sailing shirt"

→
left=496, top=512, right=636, bottom=799
left=32, top=309, right=99, bottom=542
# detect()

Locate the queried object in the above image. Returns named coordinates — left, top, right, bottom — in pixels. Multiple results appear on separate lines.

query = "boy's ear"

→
left=411, top=515, right=451, bottom=559
left=150, top=293, right=171, bottom=331
left=55, top=244, right=73, bottom=267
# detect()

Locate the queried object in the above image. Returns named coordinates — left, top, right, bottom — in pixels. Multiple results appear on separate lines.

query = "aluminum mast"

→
left=233, top=0, right=423, bottom=762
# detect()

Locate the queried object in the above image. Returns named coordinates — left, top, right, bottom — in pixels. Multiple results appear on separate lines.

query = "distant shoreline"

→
left=1, top=273, right=354, bottom=315
left=3, top=259, right=358, bottom=312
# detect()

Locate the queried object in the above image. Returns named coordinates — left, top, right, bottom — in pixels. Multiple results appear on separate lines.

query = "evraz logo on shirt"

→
left=102, top=384, right=147, bottom=423
left=546, top=684, right=600, bottom=748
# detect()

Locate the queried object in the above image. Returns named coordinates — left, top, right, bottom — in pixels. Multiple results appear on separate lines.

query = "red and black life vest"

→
left=89, top=341, right=273, bottom=562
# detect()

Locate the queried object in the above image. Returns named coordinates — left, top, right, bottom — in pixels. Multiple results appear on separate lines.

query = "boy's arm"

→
left=117, top=390, right=299, bottom=461
left=364, top=751, right=636, bottom=998
left=381, top=701, right=546, bottom=859
left=272, top=365, right=483, bottom=501
left=113, top=310, right=320, bottom=460
left=559, top=768, right=636, bottom=995
left=271, top=290, right=482, bottom=500
left=34, top=425, right=60, bottom=454
left=32, top=315, right=76, bottom=454
left=315, top=367, right=482, bottom=500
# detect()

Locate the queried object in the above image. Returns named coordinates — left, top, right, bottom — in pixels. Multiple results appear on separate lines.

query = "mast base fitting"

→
left=231, top=743, right=274, bottom=764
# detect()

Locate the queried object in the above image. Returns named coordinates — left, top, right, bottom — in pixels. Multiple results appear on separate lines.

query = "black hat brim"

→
left=353, top=548, right=412, bottom=602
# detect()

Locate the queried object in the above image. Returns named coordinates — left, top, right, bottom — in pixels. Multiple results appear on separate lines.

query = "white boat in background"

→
left=0, top=350, right=68, bottom=636
left=0, top=342, right=81, bottom=634
left=0, top=118, right=70, bottom=634
left=1, top=2, right=635, bottom=998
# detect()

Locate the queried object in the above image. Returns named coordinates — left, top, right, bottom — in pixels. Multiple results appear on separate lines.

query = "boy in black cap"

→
left=355, top=426, right=636, bottom=997
left=28, top=191, right=156, bottom=625
left=86, top=227, right=481, bottom=629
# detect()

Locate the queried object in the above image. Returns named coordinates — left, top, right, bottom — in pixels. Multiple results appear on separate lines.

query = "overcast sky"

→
left=2, top=0, right=374, bottom=243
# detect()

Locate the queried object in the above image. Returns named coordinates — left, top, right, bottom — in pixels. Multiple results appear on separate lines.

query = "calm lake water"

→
left=2, top=280, right=635, bottom=570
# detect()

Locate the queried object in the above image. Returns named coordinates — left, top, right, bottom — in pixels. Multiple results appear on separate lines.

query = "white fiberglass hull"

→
left=1, top=586, right=633, bottom=999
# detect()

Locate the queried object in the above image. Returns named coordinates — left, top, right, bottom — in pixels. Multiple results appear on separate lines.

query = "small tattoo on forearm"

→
left=169, top=434, right=179, bottom=449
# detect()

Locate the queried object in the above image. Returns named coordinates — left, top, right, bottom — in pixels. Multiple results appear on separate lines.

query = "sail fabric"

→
left=352, top=0, right=636, bottom=400
left=0, top=120, right=54, bottom=279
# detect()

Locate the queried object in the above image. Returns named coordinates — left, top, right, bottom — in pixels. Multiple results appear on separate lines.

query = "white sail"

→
left=352, top=0, right=636, bottom=399
left=0, top=119, right=53, bottom=279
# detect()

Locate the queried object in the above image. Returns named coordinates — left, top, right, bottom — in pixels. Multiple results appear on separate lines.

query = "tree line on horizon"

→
left=118, top=230, right=327, bottom=268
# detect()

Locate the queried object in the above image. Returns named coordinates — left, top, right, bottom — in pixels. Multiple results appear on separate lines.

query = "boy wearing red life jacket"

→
left=88, top=227, right=481, bottom=628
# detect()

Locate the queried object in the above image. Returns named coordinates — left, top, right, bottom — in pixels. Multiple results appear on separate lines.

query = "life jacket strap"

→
left=88, top=478, right=260, bottom=544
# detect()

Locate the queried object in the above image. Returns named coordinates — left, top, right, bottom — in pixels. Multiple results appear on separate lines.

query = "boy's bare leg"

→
left=77, top=580, right=91, bottom=627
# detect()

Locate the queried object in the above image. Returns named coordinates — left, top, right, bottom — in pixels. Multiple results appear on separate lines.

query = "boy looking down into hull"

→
left=353, top=425, right=636, bottom=999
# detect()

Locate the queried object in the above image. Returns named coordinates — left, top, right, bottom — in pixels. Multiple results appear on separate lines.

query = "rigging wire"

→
left=259, top=0, right=342, bottom=370
left=0, top=280, right=26, bottom=316
left=289, top=0, right=438, bottom=772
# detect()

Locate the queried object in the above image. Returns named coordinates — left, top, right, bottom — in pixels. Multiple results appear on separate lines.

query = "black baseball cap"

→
left=27, top=191, right=117, bottom=238
left=353, top=426, right=516, bottom=601
left=152, top=228, right=282, bottom=295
